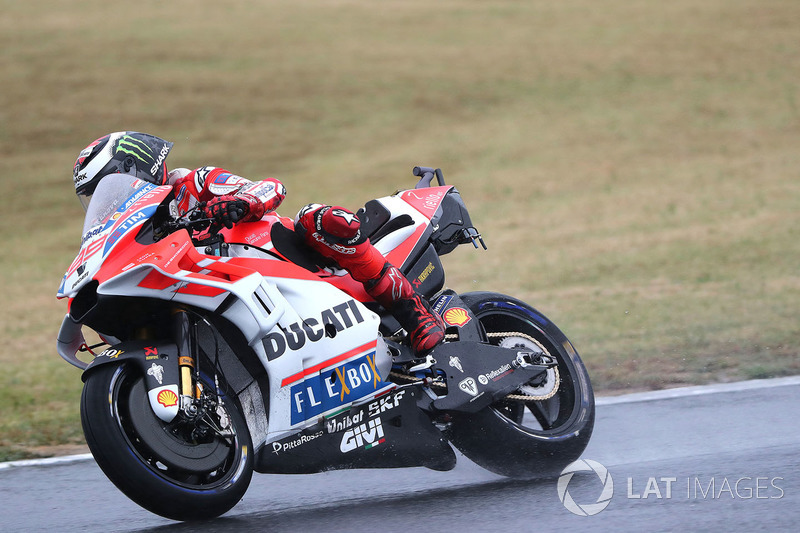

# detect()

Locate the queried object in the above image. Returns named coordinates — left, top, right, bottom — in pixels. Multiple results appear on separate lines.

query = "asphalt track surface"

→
left=2, top=376, right=799, bottom=532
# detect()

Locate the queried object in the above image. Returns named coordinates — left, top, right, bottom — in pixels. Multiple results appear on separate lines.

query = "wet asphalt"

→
left=2, top=377, right=798, bottom=532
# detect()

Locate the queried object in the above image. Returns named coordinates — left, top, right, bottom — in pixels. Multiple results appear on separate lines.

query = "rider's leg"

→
left=295, top=203, right=444, bottom=354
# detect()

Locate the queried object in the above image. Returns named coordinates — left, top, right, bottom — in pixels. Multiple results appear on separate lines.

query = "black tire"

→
left=445, top=291, right=595, bottom=478
left=81, top=363, right=253, bottom=521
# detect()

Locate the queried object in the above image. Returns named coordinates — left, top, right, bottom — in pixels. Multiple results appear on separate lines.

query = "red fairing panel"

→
left=399, top=186, right=453, bottom=220
left=222, top=215, right=294, bottom=250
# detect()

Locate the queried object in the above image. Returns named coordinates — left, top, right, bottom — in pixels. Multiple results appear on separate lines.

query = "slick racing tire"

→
left=445, top=292, right=595, bottom=479
left=81, top=362, right=253, bottom=521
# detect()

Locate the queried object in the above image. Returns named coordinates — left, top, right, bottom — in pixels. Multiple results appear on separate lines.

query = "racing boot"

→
left=366, top=263, right=445, bottom=355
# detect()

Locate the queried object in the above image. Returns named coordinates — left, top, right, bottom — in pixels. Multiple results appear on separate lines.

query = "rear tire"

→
left=81, top=363, right=253, bottom=521
left=445, top=292, right=595, bottom=478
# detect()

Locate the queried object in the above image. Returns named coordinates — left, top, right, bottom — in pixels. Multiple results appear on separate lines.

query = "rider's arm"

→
left=168, top=166, right=285, bottom=222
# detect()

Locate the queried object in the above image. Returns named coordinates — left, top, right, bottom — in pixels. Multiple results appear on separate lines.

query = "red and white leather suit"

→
left=167, top=166, right=285, bottom=222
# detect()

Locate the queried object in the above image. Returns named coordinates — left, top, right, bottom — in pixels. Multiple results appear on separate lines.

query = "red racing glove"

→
left=203, top=196, right=249, bottom=229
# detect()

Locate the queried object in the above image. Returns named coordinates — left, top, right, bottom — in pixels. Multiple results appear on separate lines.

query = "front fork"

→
left=173, top=309, right=207, bottom=416
left=172, top=309, right=234, bottom=439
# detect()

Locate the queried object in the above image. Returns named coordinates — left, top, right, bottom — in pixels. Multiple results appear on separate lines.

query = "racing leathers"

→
left=168, top=167, right=445, bottom=355
left=294, top=204, right=445, bottom=355
left=167, top=166, right=285, bottom=228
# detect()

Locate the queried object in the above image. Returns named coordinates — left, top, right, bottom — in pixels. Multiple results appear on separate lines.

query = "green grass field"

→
left=1, top=0, right=798, bottom=460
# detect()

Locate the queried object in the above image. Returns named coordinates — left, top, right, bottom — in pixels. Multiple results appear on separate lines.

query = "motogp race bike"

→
left=57, top=166, right=594, bottom=521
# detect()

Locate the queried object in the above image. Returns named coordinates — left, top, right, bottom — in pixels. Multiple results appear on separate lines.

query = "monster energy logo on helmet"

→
left=113, top=132, right=173, bottom=180
left=115, top=134, right=156, bottom=165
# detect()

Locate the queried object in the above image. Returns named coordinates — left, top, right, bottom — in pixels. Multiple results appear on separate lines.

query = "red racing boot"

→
left=366, top=263, right=446, bottom=355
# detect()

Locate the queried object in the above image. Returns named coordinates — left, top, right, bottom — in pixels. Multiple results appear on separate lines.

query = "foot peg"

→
left=408, top=354, right=437, bottom=373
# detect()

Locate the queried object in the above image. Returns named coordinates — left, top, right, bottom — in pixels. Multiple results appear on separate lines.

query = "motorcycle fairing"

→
left=399, top=186, right=453, bottom=220
left=59, top=180, right=169, bottom=300
left=58, top=174, right=394, bottom=444
left=221, top=214, right=296, bottom=252
left=226, top=273, right=393, bottom=442
left=254, top=387, right=456, bottom=474
left=89, top=231, right=394, bottom=443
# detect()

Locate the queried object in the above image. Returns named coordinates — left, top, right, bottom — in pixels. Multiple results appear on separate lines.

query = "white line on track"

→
left=0, top=453, right=94, bottom=470
left=595, top=375, right=800, bottom=405
left=3, top=375, right=799, bottom=470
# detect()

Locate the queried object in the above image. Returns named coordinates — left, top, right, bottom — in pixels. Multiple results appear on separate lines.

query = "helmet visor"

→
left=78, top=191, right=93, bottom=212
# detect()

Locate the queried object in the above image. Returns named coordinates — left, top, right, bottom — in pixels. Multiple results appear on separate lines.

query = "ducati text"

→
left=262, top=299, right=365, bottom=361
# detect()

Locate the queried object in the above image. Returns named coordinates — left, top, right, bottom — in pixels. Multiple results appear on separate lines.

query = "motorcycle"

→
left=56, top=166, right=594, bottom=521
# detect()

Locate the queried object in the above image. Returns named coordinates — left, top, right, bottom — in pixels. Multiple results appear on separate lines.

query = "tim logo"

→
left=340, top=418, right=385, bottom=453
left=103, top=207, right=156, bottom=254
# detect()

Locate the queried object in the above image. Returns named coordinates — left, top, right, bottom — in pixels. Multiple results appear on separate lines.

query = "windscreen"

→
left=81, top=174, right=152, bottom=235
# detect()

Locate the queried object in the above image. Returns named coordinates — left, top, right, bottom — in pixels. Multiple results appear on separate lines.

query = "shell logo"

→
left=443, top=307, right=471, bottom=327
left=156, top=389, right=178, bottom=408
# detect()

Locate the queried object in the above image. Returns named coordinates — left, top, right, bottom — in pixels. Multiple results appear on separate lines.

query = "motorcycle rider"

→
left=72, top=131, right=445, bottom=355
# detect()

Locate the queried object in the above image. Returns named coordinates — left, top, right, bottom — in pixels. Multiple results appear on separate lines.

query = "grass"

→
left=1, top=0, right=798, bottom=460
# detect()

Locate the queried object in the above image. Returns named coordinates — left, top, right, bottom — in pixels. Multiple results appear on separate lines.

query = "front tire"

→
left=81, top=363, right=253, bottom=521
left=445, top=292, right=595, bottom=478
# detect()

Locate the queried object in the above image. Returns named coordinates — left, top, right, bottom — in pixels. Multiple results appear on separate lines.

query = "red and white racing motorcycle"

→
left=57, top=166, right=594, bottom=521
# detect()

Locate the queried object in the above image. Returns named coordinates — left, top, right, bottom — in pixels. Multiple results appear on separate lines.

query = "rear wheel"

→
left=81, top=362, right=253, bottom=521
left=445, top=292, right=595, bottom=478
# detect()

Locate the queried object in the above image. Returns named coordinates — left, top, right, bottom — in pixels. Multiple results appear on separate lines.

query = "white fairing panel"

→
left=368, top=196, right=430, bottom=256
left=245, top=276, right=392, bottom=443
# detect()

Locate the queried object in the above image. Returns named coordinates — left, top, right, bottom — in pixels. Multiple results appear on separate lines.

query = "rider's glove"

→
left=203, top=196, right=249, bottom=229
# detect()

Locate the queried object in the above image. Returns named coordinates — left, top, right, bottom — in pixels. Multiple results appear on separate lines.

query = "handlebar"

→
left=154, top=204, right=223, bottom=246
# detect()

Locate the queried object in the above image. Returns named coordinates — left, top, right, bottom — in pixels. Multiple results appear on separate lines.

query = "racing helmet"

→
left=73, top=131, right=174, bottom=210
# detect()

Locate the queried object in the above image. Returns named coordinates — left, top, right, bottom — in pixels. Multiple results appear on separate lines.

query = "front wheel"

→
left=445, top=292, right=595, bottom=478
left=81, top=363, right=253, bottom=521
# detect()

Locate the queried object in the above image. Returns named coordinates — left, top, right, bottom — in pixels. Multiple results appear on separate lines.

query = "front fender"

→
left=83, top=340, right=182, bottom=423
